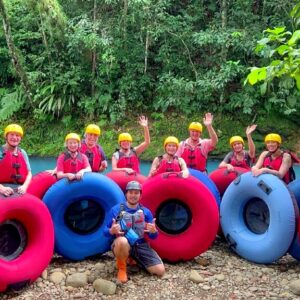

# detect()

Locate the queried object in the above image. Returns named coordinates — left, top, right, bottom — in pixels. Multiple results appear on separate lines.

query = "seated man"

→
left=105, top=181, right=165, bottom=283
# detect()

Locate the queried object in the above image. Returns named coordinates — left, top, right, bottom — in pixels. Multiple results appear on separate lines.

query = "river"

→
left=29, top=157, right=300, bottom=177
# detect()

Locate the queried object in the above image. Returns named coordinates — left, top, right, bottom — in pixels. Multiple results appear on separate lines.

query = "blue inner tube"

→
left=288, top=179, right=300, bottom=260
left=43, top=173, right=125, bottom=260
left=221, top=172, right=296, bottom=264
left=189, top=168, right=221, bottom=208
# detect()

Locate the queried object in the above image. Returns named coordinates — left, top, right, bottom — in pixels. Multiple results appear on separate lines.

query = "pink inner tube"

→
left=106, top=170, right=147, bottom=192
left=27, top=171, right=57, bottom=199
left=209, top=167, right=249, bottom=196
left=0, top=193, right=54, bottom=292
left=141, top=173, right=219, bottom=262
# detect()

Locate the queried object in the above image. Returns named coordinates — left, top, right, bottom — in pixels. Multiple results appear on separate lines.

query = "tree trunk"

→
left=91, top=0, right=97, bottom=98
left=0, top=0, right=33, bottom=104
left=220, top=0, right=228, bottom=104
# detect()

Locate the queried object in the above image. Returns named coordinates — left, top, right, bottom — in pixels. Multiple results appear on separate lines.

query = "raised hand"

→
left=138, top=115, right=148, bottom=127
left=110, top=218, right=124, bottom=235
left=246, top=124, right=257, bottom=136
left=145, top=218, right=158, bottom=233
left=203, top=112, right=213, bottom=126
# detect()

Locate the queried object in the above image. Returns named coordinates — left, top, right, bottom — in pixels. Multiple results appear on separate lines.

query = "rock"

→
left=189, top=270, right=205, bottom=283
left=215, top=274, right=225, bottom=281
left=195, top=257, right=210, bottom=267
left=41, top=269, right=48, bottom=280
left=95, top=262, right=106, bottom=273
left=66, top=273, right=88, bottom=288
left=93, top=279, right=117, bottom=295
left=289, top=279, right=300, bottom=295
left=49, top=271, right=66, bottom=284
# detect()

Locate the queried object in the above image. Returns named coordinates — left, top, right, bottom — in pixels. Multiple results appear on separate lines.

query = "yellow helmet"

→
left=4, top=124, right=24, bottom=138
left=164, top=136, right=179, bottom=148
left=118, top=132, right=133, bottom=143
left=65, top=133, right=81, bottom=143
left=85, top=124, right=101, bottom=136
left=264, top=133, right=282, bottom=144
left=188, top=122, right=203, bottom=132
left=229, top=136, right=244, bottom=146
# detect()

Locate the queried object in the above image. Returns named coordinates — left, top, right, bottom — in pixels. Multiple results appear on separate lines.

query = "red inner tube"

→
left=27, top=171, right=57, bottom=199
left=106, top=170, right=146, bottom=192
left=0, top=193, right=54, bottom=292
left=141, top=173, right=219, bottom=262
left=209, top=167, right=249, bottom=196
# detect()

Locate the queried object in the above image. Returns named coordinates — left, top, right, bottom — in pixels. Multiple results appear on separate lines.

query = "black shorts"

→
left=130, top=242, right=162, bottom=269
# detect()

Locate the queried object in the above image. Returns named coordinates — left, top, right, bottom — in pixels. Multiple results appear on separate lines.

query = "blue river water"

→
left=29, top=156, right=220, bottom=176
left=29, top=157, right=300, bottom=177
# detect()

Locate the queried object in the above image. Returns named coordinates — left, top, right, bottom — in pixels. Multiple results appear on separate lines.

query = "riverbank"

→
left=2, top=111, right=300, bottom=160
left=3, top=238, right=300, bottom=300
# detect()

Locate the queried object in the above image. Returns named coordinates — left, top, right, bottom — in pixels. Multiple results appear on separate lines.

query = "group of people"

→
left=0, top=114, right=296, bottom=283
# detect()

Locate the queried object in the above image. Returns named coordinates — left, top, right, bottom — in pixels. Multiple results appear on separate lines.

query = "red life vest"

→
left=80, top=141, right=103, bottom=172
left=155, top=155, right=182, bottom=175
left=262, top=152, right=291, bottom=184
left=227, top=151, right=251, bottom=170
left=181, top=142, right=206, bottom=172
left=62, top=151, right=86, bottom=174
left=0, top=147, right=29, bottom=184
left=117, top=149, right=140, bottom=173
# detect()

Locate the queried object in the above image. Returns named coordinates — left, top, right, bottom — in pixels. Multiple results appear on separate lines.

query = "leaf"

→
left=277, top=45, right=290, bottom=55
left=258, top=68, right=267, bottom=81
left=293, top=72, right=300, bottom=90
left=288, top=30, right=300, bottom=45
left=264, top=27, right=286, bottom=35
left=260, top=82, right=267, bottom=95
left=247, top=68, right=259, bottom=85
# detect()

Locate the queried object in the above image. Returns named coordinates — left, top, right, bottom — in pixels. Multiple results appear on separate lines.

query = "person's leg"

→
left=147, top=263, right=165, bottom=277
left=112, top=237, right=130, bottom=283
left=131, top=243, right=165, bottom=277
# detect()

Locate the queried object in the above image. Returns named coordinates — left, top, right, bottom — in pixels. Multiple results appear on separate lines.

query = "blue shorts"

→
left=130, top=242, right=162, bottom=269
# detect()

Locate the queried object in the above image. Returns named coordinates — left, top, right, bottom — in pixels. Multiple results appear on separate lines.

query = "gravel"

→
left=3, top=238, right=300, bottom=300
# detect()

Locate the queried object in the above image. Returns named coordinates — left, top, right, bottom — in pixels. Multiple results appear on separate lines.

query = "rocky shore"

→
left=3, top=239, right=300, bottom=300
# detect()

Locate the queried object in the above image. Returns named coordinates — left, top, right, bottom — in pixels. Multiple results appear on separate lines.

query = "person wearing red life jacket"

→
left=252, top=133, right=292, bottom=184
left=0, top=124, right=32, bottom=196
left=80, top=124, right=107, bottom=172
left=148, top=136, right=189, bottom=178
left=176, top=112, right=218, bottom=173
left=219, top=125, right=257, bottom=171
left=56, top=133, right=91, bottom=181
left=112, top=116, right=150, bottom=174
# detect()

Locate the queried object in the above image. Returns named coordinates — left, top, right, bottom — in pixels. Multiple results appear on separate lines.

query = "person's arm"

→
left=179, top=158, right=189, bottom=178
left=253, top=153, right=291, bottom=179
left=111, top=152, right=134, bottom=174
left=135, top=116, right=150, bottom=156
left=17, top=171, right=32, bottom=194
left=0, top=184, right=14, bottom=196
left=144, top=208, right=158, bottom=239
left=246, top=125, right=257, bottom=159
left=203, top=112, right=218, bottom=148
left=148, top=157, right=159, bottom=177
left=17, top=150, right=32, bottom=194
left=219, top=152, right=234, bottom=171
left=75, top=155, right=92, bottom=179
left=98, top=145, right=108, bottom=172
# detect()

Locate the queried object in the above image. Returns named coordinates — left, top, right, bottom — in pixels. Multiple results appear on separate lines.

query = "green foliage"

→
left=1, top=0, right=300, bottom=124
left=0, top=87, right=25, bottom=121
left=246, top=3, right=300, bottom=115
